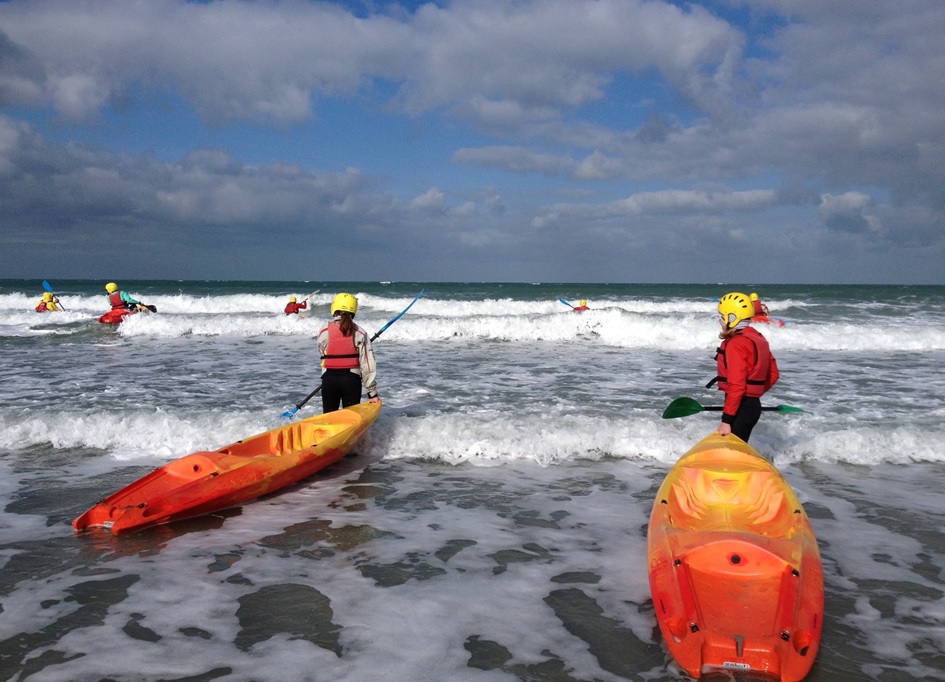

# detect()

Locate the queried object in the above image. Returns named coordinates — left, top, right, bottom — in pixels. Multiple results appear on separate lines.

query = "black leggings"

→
left=321, top=369, right=362, bottom=413
left=730, top=397, right=762, bottom=442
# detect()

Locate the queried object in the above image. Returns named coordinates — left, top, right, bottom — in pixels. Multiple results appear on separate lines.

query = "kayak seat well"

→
left=268, top=422, right=349, bottom=456
left=668, top=466, right=794, bottom=535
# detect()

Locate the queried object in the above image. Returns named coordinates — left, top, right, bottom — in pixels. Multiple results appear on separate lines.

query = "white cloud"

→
left=453, top=146, right=572, bottom=175
left=819, top=192, right=882, bottom=234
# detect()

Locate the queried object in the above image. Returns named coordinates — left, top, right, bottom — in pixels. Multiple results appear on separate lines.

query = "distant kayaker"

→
left=284, top=296, right=307, bottom=315
left=105, top=282, right=150, bottom=312
left=35, top=291, right=60, bottom=312
left=317, top=293, right=380, bottom=412
left=707, top=292, right=779, bottom=442
left=749, top=292, right=769, bottom=317
left=572, top=299, right=590, bottom=311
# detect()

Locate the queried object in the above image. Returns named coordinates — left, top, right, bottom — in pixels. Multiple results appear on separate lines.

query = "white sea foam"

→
left=2, top=282, right=944, bottom=681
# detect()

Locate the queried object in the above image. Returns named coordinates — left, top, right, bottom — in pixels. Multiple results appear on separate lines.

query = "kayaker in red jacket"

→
left=572, top=299, right=589, bottom=311
left=284, top=296, right=307, bottom=315
left=749, top=292, right=769, bottom=316
left=316, top=293, right=380, bottom=412
left=708, top=292, right=779, bottom=442
left=35, top=291, right=60, bottom=312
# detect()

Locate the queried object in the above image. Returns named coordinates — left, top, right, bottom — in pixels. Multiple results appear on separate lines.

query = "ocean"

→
left=1, top=280, right=943, bottom=682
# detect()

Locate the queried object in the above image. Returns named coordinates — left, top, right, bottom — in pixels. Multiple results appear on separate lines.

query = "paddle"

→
left=42, top=280, right=64, bottom=310
left=661, top=396, right=811, bottom=419
left=282, top=289, right=425, bottom=419
left=137, top=304, right=158, bottom=313
left=559, top=298, right=574, bottom=308
left=297, top=290, right=319, bottom=318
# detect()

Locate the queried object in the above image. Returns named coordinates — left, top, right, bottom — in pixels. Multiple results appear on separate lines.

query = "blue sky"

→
left=1, top=0, right=943, bottom=283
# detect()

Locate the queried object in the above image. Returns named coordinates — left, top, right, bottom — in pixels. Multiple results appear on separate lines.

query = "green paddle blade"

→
left=774, top=404, right=813, bottom=414
left=661, top=397, right=705, bottom=419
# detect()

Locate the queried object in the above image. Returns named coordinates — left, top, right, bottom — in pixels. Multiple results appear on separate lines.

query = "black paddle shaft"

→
left=700, top=406, right=785, bottom=412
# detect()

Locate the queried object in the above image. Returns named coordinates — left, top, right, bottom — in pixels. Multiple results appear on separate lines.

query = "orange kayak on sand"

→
left=647, top=433, right=823, bottom=681
left=73, top=401, right=381, bottom=535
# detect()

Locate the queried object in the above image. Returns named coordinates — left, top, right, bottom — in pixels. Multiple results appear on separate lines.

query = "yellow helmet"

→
left=105, top=282, right=118, bottom=293
left=331, top=292, right=358, bottom=316
left=718, top=292, right=753, bottom=329
left=749, top=292, right=759, bottom=301
left=43, top=292, right=53, bottom=301
left=289, top=296, right=297, bottom=303
left=579, top=300, right=587, bottom=307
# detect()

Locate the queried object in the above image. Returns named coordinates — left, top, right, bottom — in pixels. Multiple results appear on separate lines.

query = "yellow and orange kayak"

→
left=73, top=401, right=381, bottom=535
left=647, top=433, right=823, bottom=681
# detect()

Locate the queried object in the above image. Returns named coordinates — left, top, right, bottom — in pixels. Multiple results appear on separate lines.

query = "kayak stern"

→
left=647, top=434, right=823, bottom=682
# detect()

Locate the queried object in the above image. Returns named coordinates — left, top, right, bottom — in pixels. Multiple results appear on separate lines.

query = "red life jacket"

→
left=321, top=322, right=360, bottom=369
left=109, top=291, right=126, bottom=310
left=752, top=300, right=764, bottom=315
left=284, top=301, right=307, bottom=315
left=707, top=327, right=777, bottom=398
left=35, top=301, right=48, bottom=312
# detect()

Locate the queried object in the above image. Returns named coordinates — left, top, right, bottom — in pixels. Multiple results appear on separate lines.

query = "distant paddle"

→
left=559, top=298, right=574, bottom=309
left=296, top=290, right=320, bottom=318
left=42, top=280, right=64, bottom=310
left=661, top=396, right=811, bottom=419
left=282, top=289, right=425, bottom=419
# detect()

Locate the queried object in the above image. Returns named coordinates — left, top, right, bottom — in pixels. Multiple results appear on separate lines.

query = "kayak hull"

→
left=98, top=309, right=135, bottom=324
left=647, top=433, right=823, bottom=682
left=752, top=315, right=785, bottom=327
left=73, top=401, right=381, bottom=534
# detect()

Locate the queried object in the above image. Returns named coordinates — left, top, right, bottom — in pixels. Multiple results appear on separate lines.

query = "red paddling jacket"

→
left=708, top=327, right=779, bottom=421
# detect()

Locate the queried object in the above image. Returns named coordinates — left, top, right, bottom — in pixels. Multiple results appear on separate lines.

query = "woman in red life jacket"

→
left=572, top=299, right=589, bottom=311
left=708, top=292, right=779, bottom=442
left=316, top=293, right=380, bottom=413
left=284, top=296, right=307, bottom=315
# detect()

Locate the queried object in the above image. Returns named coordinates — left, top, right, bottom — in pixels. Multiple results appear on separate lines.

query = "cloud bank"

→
left=0, top=0, right=942, bottom=283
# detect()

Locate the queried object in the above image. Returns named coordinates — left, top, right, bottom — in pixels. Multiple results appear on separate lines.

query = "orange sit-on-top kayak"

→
left=73, top=401, right=381, bottom=535
left=647, top=433, right=823, bottom=681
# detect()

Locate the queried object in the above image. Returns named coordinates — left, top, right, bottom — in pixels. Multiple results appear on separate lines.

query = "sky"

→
left=0, top=0, right=943, bottom=284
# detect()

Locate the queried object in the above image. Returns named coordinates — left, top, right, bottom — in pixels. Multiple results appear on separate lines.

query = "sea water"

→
left=0, top=280, right=943, bottom=681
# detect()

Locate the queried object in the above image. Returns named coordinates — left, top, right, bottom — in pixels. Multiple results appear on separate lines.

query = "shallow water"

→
left=1, top=281, right=944, bottom=681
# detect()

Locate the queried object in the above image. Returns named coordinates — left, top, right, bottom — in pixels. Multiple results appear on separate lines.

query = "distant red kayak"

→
left=98, top=304, right=157, bottom=324
left=98, top=309, right=135, bottom=324
left=752, top=315, right=785, bottom=327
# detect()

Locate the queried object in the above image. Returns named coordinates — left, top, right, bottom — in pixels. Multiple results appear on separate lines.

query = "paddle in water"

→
left=282, top=289, right=425, bottom=419
left=661, top=396, right=811, bottom=419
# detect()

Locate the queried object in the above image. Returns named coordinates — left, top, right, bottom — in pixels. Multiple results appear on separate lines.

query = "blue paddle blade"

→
left=559, top=298, right=573, bottom=308
left=42, top=280, right=54, bottom=293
